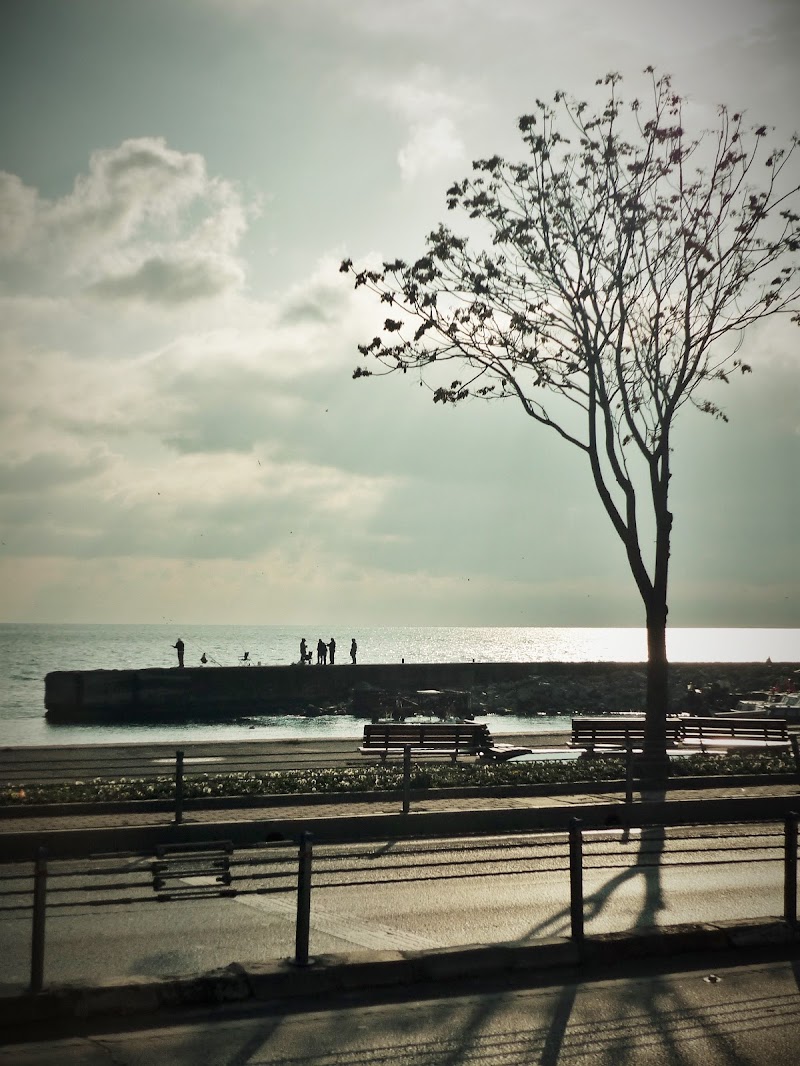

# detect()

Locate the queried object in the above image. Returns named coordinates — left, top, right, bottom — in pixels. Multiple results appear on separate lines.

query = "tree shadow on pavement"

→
left=497, top=785, right=762, bottom=1065
left=510, top=793, right=669, bottom=944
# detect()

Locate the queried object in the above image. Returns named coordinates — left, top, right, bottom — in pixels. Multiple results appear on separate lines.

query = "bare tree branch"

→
left=341, top=69, right=800, bottom=770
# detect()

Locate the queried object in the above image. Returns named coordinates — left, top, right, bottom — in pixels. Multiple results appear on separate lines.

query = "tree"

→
left=341, top=70, right=800, bottom=776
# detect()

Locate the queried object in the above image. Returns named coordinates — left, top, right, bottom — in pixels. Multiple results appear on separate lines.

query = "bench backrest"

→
left=679, top=716, right=789, bottom=741
left=571, top=717, right=683, bottom=746
left=362, top=722, right=490, bottom=750
left=572, top=717, right=645, bottom=736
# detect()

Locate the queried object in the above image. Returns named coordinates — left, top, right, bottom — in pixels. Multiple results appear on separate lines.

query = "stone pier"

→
left=42, top=661, right=790, bottom=721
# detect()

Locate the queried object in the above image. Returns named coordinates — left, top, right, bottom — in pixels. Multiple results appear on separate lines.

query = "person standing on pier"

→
left=317, top=638, right=327, bottom=665
left=350, top=638, right=357, bottom=665
left=300, top=638, right=308, bottom=664
left=172, top=638, right=185, bottom=668
left=328, top=637, right=336, bottom=665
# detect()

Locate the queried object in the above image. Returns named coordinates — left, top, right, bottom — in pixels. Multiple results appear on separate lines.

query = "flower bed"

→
left=2, top=750, right=795, bottom=806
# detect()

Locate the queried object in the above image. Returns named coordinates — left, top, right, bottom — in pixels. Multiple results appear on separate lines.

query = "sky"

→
left=0, top=0, right=798, bottom=629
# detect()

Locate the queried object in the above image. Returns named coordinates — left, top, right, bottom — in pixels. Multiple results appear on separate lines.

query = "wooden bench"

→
left=359, top=722, right=489, bottom=762
left=571, top=715, right=792, bottom=756
left=570, top=717, right=683, bottom=753
left=678, top=716, right=790, bottom=751
left=358, top=722, right=530, bottom=763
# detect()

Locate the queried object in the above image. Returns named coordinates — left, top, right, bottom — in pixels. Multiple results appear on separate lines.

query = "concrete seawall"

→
left=45, top=661, right=545, bottom=720
left=44, top=661, right=793, bottom=721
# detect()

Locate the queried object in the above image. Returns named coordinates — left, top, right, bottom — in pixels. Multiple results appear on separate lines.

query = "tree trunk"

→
left=641, top=601, right=670, bottom=786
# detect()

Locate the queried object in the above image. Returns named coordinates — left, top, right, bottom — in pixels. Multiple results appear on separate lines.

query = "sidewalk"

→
left=5, top=956, right=800, bottom=1065
left=2, top=778, right=798, bottom=864
left=4, top=919, right=799, bottom=1032
left=1, top=779, right=798, bottom=835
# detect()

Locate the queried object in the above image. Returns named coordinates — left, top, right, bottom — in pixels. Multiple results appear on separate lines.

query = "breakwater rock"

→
left=476, top=662, right=794, bottom=717
left=43, top=661, right=796, bottom=721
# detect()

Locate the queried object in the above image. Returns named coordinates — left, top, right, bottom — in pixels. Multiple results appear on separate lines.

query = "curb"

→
left=2, top=919, right=797, bottom=1028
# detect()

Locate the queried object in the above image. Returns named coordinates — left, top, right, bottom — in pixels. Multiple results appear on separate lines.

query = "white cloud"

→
left=0, top=137, right=252, bottom=307
left=359, top=66, right=475, bottom=182
left=100, top=448, right=392, bottom=520
left=44, top=138, right=212, bottom=253
left=0, top=134, right=399, bottom=580
left=0, top=447, right=111, bottom=492
left=0, top=172, right=37, bottom=256
left=87, top=253, right=244, bottom=305
left=379, top=69, right=465, bottom=123
left=397, top=115, right=465, bottom=182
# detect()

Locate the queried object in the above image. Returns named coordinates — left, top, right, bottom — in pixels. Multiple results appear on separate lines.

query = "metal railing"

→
left=6, top=812, right=797, bottom=994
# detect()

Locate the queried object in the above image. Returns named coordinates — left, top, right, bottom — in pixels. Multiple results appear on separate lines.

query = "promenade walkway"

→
left=1, top=781, right=797, bottom=838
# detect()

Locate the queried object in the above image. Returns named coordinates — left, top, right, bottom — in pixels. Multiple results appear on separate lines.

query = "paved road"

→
left=0, top=733, right=568, bottom=784
left=0, top=737, right=378, bottom=783
left=1, top=823, right=788, bottom=992
left=2, top=957, right=799, bottom=1064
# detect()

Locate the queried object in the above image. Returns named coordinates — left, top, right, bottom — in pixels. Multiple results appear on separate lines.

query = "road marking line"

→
left=151, top=757, right=224, bottom=764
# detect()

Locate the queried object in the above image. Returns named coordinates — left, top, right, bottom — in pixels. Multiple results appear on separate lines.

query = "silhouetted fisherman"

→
left=328, top=637, right=336, bottom=665
left=350, top=638, right=357, bottom=665
left=172, top=638, right=185, bottom=668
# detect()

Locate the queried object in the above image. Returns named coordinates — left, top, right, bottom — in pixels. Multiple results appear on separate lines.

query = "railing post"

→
left=624, top=746, right=634, bottom=807
left=30, top=846, right=48, bottom=994
left=569, top=818, right=584, bottom=947
left=294, top=832, right=313, bottom=966
left=784, top=811, right=798, bottom=929
left=402, top=745, right=412, bottom=815
left=174, top=749, right=184, bottom=825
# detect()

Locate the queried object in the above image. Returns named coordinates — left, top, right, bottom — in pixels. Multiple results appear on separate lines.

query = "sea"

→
left=1, top=624, right=797, bottom=749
